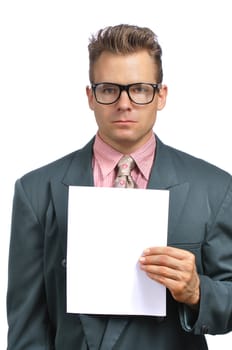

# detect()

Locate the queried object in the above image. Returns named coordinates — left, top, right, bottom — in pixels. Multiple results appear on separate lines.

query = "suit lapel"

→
left=99, top=317, right=128, bottom=350
left=79, top=315, right=108, bottom=350
left=50, top=139, right=94, bottom=255
left=50, top=139, right=110, bottom=350
left=148, top=137, right=190, bottom=243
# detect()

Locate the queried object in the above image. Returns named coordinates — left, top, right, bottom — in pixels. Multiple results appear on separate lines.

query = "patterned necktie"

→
left=114, top=155, right=136, bottom=188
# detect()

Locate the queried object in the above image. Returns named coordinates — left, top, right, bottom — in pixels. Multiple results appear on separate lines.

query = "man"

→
left=7, top=24, right=232, bottom=349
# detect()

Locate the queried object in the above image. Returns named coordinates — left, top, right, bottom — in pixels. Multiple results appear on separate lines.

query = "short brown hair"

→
left=88, top=24, right=163, bottom=83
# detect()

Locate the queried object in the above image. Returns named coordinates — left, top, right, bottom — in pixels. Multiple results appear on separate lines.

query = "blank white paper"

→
left=67, top=186, right=169, bottom=316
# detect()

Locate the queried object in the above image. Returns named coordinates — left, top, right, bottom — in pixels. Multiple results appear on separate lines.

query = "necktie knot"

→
left=117, top=155, right=135, bottom=176
left=114, top=155, right=136, bottom=188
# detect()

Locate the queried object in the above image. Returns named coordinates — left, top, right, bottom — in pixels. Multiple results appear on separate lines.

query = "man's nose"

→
left=117, top=90, right=132, bottom=107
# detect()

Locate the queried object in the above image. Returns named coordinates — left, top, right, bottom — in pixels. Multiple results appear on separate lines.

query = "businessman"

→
left=7, top=24, right=232, bottom=349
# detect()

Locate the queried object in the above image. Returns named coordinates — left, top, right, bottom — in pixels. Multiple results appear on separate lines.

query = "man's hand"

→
left=139, top=246, right=200, bottom=306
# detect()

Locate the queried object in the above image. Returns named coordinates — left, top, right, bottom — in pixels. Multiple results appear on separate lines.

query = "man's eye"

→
left=103, top=88, right=116, bottom=94
left=132, top=85, right=147, bottom=93
left=100, top=86, right=117, bottom=94
left=135, top=87, right=144, bottom=92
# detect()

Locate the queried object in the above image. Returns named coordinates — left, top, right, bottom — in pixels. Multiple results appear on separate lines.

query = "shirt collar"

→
left=131, top=135, right=156, bottom=180
left=93, top=133, right=156, bottom=180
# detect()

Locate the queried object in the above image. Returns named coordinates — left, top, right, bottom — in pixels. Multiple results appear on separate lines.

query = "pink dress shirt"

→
left=93, top=133, right=156, bottom=189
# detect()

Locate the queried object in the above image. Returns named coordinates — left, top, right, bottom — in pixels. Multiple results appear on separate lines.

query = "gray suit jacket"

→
left=7, top=136, right=232, bottom=350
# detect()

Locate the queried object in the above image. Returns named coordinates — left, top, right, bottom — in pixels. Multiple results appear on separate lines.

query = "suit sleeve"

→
left=179, top=178, right=232, bottom=335
left=7, top=179, right=54, bottom=350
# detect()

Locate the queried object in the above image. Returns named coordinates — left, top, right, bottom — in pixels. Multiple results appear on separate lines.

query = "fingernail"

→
left=143, top=248, right=150, bottom=255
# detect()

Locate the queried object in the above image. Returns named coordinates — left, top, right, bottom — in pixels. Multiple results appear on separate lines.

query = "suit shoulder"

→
left=20, top=150, right=77, bottom=184
left=14, top=149, right=83, bottom=217
left=163, top=142, right=231, bottom=184
left=19, top=137, right=95, bottom=186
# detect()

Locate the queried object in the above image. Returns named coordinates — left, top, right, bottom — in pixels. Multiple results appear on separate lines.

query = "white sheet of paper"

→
left=67, top=186, right=169, bottom=316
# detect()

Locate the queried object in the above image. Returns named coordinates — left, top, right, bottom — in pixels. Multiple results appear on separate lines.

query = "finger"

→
left=139, top=255, right=179, bottom=271
left=146, top=272, right=181, bottom=288
left=140, top=263, right=181, bottom=281
left=139, top=253, right=194, bottom=273
left=142, top=246, right=191, bottom=260
left=140, top=259, right=198, bottom=284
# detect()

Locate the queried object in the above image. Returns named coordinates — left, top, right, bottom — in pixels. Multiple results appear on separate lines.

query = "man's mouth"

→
left=113, top=120, right=137, bottom=124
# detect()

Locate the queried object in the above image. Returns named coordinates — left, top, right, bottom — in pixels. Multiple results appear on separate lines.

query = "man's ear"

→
left=86, top=85, right=94, bottom=110
left=157, top=84, right=168, bottom=110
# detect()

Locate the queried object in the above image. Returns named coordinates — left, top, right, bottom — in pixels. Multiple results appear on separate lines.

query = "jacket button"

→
left=61, top=258, right=66, bottom=268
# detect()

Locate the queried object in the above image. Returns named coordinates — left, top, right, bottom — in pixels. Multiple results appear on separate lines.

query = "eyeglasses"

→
left=91, top=82, right=162, bottom=105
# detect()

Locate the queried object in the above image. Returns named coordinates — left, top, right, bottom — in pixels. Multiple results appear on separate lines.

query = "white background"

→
left=0, top=0, right=232, bottom=348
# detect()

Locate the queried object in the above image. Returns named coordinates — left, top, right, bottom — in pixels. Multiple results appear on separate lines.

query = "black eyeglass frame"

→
left=91, top=82, right=162, bottom=105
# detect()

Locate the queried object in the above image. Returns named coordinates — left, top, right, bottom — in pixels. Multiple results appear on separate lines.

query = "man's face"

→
left=86, top=50, right=167, bottom=153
